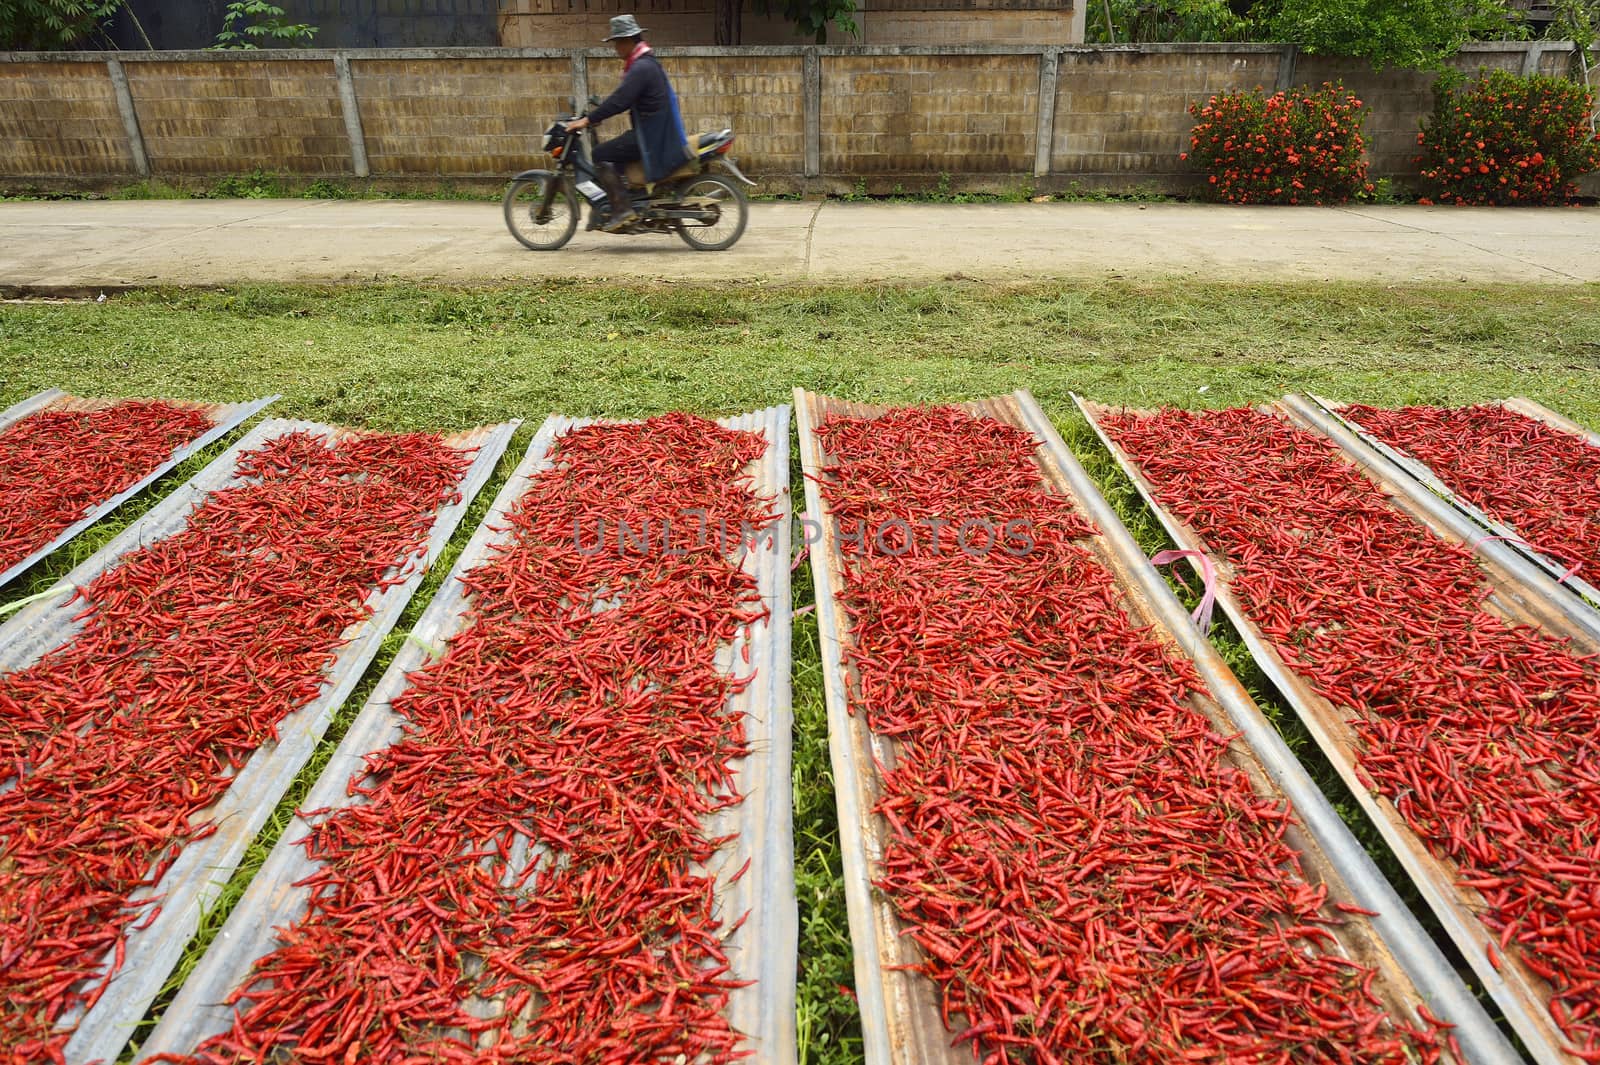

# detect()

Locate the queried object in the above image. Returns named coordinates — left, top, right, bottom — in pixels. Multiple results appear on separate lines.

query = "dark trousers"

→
left=593, top=129, right=641, bottom=169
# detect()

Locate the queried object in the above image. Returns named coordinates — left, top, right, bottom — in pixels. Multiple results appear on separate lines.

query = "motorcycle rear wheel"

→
left=673, top=174, right=748, bottom=252
left=504, top=175, right=579, bottom=251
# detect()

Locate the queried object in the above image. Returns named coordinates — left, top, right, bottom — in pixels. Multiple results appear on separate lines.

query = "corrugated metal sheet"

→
left=0, top=416, right=518, bottom=1065
left=1305, top=393, right=1600, bottom=614
left=0, top=389, right=279, bottom=591
left=1079, top=393, right=1584, bottom=1065
left=139, top=408, right=798, bottom=1065
left=799, top=388, right=1510, bottom=1065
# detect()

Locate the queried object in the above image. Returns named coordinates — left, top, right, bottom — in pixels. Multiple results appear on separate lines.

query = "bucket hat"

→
left=603, top=14, right=645, bottom=40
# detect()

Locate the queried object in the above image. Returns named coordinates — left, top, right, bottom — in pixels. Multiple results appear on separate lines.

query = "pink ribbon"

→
left=1151, top=549, right=1218, bottom=634
left=1468, top=534, right=1582, bottom=585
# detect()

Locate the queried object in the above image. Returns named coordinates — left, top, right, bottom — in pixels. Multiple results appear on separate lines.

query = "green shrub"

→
left=1184, top=83, right=1374, bottom=205
left=1416, top=69, right=1600, bottom=205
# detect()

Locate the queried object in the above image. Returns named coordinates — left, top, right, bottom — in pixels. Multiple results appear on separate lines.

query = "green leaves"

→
left=751, top=0, right=857, bottom=43
left=210, top=0, right=317, bottom=50
left=0, top=0, right=123, bottom=50
left=1255, top=0, right=1520, bottom=69
left=1087, top=0, right=1248, bottom=44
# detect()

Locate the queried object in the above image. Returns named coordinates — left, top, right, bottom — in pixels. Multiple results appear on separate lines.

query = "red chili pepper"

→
left=815, top=406, right=1441, bottom=1063
left=0, top=428, right=473, bottom=1059
left=1344, top=402, right=1600, bottom=580
left=169, top=415, right=773, bottom=1064
left=1103, top=405, right=1600, bottom=1058
left=0, top=399, right=216, bottom=573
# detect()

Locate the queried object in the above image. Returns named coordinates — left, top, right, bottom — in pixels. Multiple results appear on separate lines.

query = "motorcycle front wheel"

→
left=674, top=174, right=748, bottom=252
left=504, top=174, right=579, bottom=251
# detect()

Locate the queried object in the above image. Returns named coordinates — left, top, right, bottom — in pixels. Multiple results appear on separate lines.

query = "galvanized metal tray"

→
left=0, top=416, right=518, bottom=1065
left=1079, top=392, right=1594, bottom=1065
left=138, top=408, right=797, bottom=1065
left=797, top=387, right=1511, bottom=1065
left=0, top=388, right=279, bottom=592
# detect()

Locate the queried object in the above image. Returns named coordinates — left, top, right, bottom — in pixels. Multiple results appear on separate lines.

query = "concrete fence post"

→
left=1520, top=40, right=1546, bottom=77
left=1274, top=43, right=1298, bottom=91
left=1034, top=47, right=1059, bottom=178
left=105, top=58, right=150, bottom=179
left=332, top=53, right=370, bottom=178
left=803, top=47, right=821, bottom=179
left=572, top=51, right=589, bottom=114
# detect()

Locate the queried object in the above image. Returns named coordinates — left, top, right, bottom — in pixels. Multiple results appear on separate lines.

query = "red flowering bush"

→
left=1183, top=83, right=1373, bottom=205
left=1417, top=69, right=1600, bottom=206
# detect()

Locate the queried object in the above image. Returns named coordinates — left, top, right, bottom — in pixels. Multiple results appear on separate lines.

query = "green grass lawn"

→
left=2, top=278, right=1598, bottom=1062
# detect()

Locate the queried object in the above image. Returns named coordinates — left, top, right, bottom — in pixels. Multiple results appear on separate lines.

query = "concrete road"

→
left=1, top=199, right=1595, bottom=291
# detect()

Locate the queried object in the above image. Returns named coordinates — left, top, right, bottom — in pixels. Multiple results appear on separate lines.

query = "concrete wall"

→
left=351, top=56, right=570, bottom=173
left=0, top=43, right=1587, bottom=195
left=821, top=52, right=1040, bottom=175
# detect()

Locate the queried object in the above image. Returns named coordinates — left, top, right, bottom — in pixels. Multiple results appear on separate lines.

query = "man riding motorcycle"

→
left=562, top=15, right=691, bottom=233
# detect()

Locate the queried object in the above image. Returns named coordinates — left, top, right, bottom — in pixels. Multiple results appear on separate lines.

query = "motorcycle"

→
left=503, top=102, right=756, bottom=252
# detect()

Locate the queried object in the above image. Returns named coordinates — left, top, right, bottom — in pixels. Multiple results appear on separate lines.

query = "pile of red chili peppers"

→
left=0, top=428, right=471, bottom=1062
left=168, top=415, right=772, bottom=1064
left=1102, top=406, right=1600, bottom=1060
left=816, top=406, right=1441, bottom=1064
left=0, top=400, right=215, bottom=574
left=1343, top=402, right=1600, bottom=579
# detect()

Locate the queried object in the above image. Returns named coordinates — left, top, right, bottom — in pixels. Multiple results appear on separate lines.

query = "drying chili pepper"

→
left=815, top=406, right=1442, bottom=1064
left=157, top=414, right=773, bottom=1065
left=0, top=399, right=216, bottom=574
left=1102, top=405, right=1600, bottom=1059
left=0, top=428, right=473, bottom=1061
left=1343, top=402, right=1600, bottom=580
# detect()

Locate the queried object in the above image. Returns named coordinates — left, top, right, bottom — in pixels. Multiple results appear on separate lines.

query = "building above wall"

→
left=498, top=0, right=1085, bottom=48
left=109, top=0, right=500, bottom=50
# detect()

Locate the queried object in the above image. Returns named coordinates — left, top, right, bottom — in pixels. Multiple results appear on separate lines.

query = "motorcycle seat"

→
left=623, top=129, right=733, bottom=188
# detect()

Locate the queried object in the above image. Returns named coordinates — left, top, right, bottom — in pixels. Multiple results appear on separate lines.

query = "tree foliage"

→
left=210, top=0, right=317, bottom=49
left=1254, top=0, right=1519, bottom=68
left=0, top=0, right=123, bottom=50
left=1087, top=0, right=1524, bottom=69
left=752, top=0, right=858, bottom=43
left=1086, top=0, right=1247, bottom=45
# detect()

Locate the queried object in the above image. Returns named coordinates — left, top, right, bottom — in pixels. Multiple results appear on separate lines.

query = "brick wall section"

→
left=351, top=57, right=569, bottom=174
left=821, top=53, right=1038, bottom=176
left=0, top=62, right=134, bottom=178
left=124, top=60, right=348, bottom=175
left=1051, top=48, right=1281, bottom=183
left=664, top=55, right=807, bottom=175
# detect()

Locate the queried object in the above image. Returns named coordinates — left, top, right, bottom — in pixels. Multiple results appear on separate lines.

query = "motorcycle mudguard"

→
left=512, top=168, right=558, bottom=182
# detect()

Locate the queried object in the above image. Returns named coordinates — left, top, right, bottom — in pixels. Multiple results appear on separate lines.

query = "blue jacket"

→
left=587, top=51, right=692, bottom=184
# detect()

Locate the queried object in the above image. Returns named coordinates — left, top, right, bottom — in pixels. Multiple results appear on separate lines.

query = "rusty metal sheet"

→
left=797, top=388, right=1508, bottom=1065
left=1078, top=393, right=1588, bottom=1065
left=1305, top=393, right=1600, bottom=614
left=0, top=416, right=519, bottom=1065
left=139, top=408, right=797, bottom=1065
left=0, top=389, right=279, bottom=591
